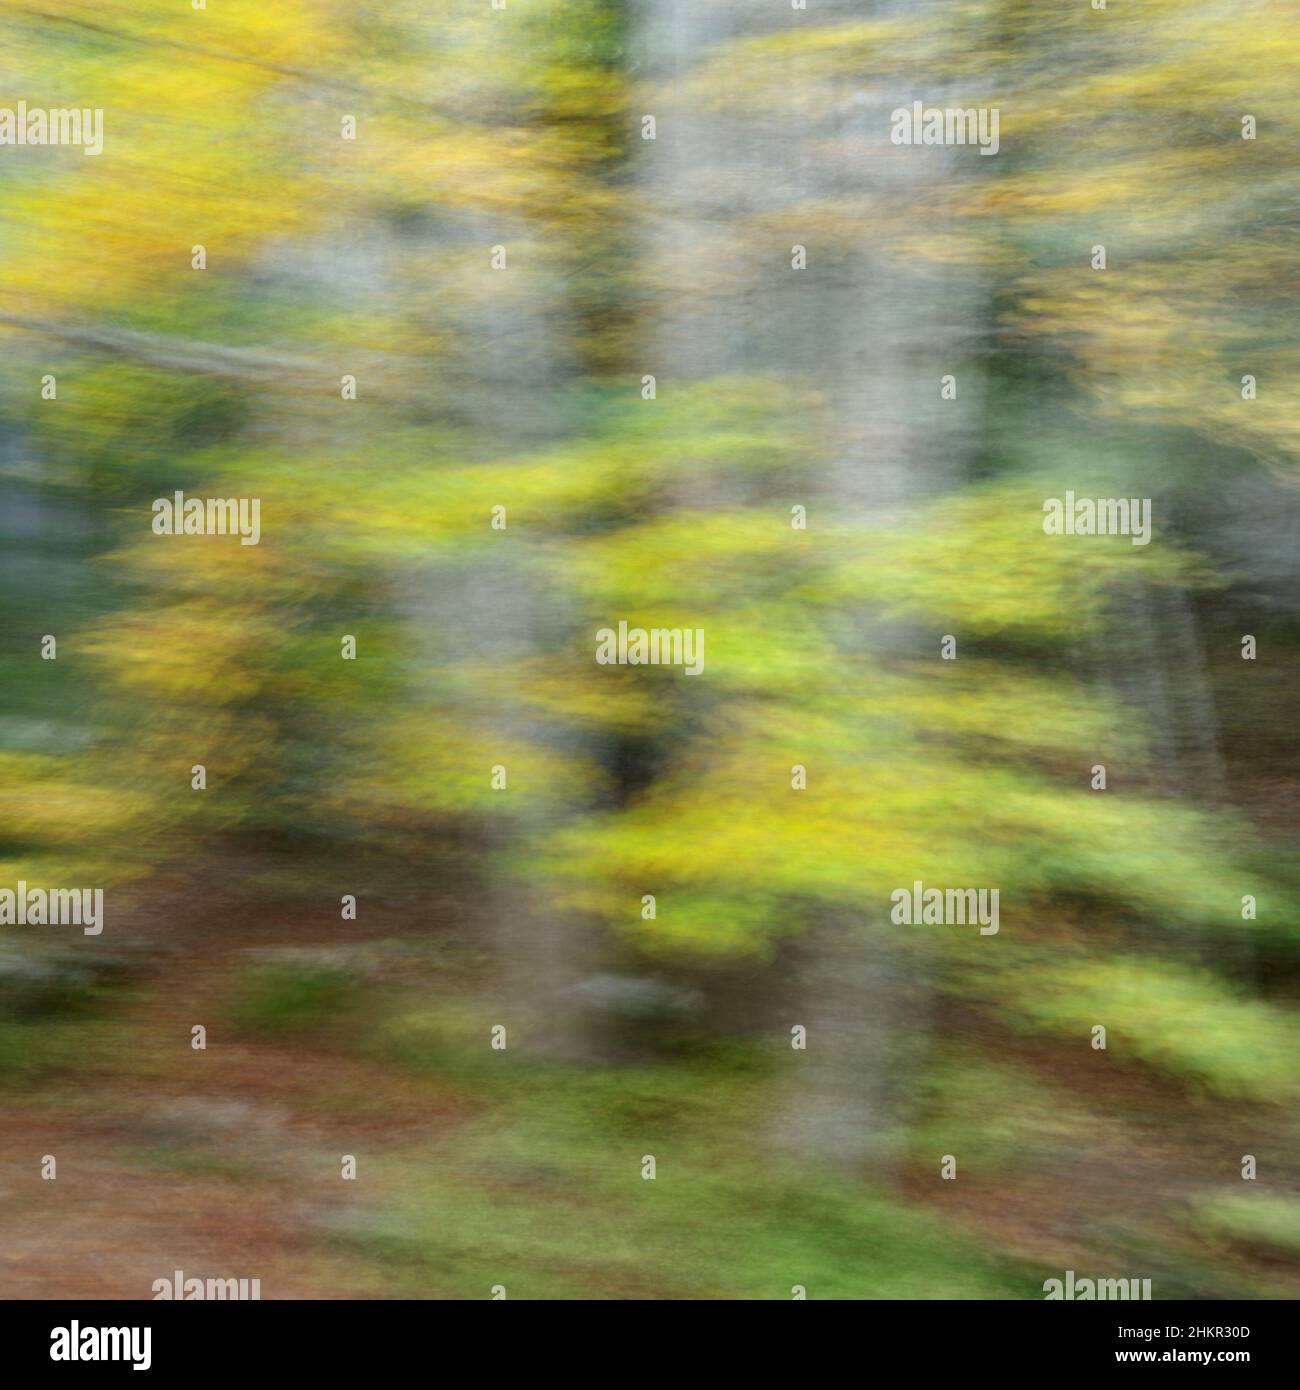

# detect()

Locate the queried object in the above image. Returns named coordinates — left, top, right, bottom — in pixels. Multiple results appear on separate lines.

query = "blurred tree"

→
left=0, top=0, right=1296, bottom=1193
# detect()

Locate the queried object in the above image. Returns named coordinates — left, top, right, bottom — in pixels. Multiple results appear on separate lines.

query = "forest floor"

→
left=2, top=860, right=1297, bottom=1300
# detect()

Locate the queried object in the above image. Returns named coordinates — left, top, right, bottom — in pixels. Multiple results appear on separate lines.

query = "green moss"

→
left=988, top=955, right=1300, bottom=1100
left=352, top=1053, right=1034, bottom=1299
left=1192, top=1193, right=1300, bottom=1255
left=228, top=963, right=363, bottom=1038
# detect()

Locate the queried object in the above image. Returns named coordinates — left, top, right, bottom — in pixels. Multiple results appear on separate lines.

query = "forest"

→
left=0, top=0, right=1297, bottom=1300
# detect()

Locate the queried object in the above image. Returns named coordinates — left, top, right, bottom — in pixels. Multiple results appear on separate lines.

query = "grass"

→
left=349, top=1040, right=1038, bottom=1298
left=228, top=962, right=364, bottom=1038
